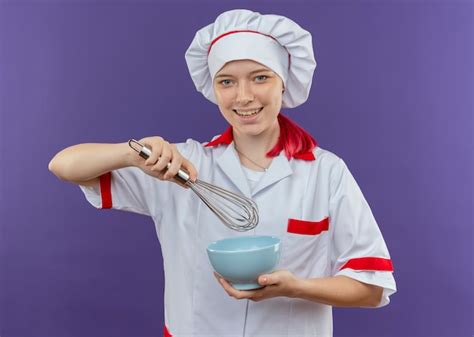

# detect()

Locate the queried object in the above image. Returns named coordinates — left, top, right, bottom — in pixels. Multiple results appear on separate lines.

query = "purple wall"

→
left=1, top=1, right=472, bottom=336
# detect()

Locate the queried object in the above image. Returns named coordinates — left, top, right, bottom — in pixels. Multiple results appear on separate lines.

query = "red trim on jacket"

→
left=287, top=217, right=329, bottom=235
left=204, top=123, right=315, bottom=161
left=294, top=152, right=316, bottom=161
left=204, top=126, right=234, bottom=148
left=99, top=172, right=112, bottom=209
left=340, top=257, right=394, bottom=272
left=164, top=326, right=172, bottom=337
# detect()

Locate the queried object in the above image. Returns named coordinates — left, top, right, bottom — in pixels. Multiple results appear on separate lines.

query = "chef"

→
left=49, top=9, right=396, bottom=337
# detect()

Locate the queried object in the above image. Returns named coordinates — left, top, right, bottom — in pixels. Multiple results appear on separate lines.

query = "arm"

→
left=48, top=142, right=136, bottom=186
left=215, top=158, right=394, bottom=308
left=215, top=271, right=383, bottom=308
left=48, top=137, right=197, bottom=186
left=293, top=275, right=383, bottom=307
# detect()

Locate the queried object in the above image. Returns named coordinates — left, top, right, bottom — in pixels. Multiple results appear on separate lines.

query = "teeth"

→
left=234, top=108, right=262, bottom=116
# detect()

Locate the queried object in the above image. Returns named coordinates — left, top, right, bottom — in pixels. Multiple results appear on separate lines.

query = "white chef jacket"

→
left=80, top=132, right=396, bottom=337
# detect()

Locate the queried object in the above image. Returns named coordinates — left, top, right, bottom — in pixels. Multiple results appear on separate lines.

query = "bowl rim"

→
left=207, top=235, right=281, bottom=254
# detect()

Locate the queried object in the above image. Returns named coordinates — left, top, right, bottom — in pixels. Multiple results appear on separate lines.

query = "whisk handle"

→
left=129, top=139, right=190, bottom=183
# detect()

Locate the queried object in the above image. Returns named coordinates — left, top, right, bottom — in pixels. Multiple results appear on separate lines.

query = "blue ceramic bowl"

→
left=207, top=235, right=281, bottom=290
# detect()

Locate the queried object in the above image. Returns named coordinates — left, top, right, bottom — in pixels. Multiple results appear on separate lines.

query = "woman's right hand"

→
left=132, top=136, right=198, bottom=185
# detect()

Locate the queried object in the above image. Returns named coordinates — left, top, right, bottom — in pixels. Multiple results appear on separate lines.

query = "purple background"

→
left=1, top=1, right=472, bottom=336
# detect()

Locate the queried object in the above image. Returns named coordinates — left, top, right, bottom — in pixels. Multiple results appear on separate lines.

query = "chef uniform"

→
left=80, top=9, right=396, bottom=337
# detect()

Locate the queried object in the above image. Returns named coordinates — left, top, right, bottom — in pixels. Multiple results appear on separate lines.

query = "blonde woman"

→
left=49, top=9, right=396, bottom=337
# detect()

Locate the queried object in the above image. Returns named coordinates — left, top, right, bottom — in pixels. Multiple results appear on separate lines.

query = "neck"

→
left=233, top=121, right=280, bottom=170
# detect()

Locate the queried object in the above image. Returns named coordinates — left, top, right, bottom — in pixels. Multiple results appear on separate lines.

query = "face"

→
left=213, top=59, right=284, bottom=138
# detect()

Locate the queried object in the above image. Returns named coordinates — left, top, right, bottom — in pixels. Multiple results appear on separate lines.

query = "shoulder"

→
left=294, top=146, right=350, bottom=188
left=308, top=146, right=345, bottom=171
left=175, top=138, right=204, bottom=153
left=314, top=146, right=351, bottom=179
left=174, top=137, right=225, bottom=161
left=314, top=146, right=341, bottom=163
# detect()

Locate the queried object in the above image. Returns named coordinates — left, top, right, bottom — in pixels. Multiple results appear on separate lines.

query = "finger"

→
left=155, top=171, right=167, bottom=180
left=215, top=275, right=233, bottom=295
left=213, top=271, right=226, bottom=286
left=182, top=159, right=198, bottom=182
left=143, top=140, right=163, bottom=166
left=153, top=144, right=172, bottom=172
left=225, top=281, right=260, bottom=300
left=212, top=273, right=262, bottom=301
left=249, top=286, right=273, bottom=302
left=213, top=272, right=228, bottom=291
left=258, top=275, right=267, bottom=286
left=164, top=150, right=182, bottom=180
left=218, top=277, right=248, bottom=299
left=258, top=274, right=275, bottom=286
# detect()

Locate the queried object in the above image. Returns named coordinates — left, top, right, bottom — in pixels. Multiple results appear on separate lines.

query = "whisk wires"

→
left=128, top=139, right=259, bottom=232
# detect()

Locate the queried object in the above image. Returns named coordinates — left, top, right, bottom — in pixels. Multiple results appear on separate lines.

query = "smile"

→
left=233, top=107, right=263, bottom=117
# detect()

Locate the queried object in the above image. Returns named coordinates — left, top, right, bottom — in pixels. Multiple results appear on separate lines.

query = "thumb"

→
left=258, top=274, right=277, bottom=286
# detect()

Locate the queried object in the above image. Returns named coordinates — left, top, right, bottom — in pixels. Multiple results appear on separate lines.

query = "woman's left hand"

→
left=214, top=270, right=300, bottom=302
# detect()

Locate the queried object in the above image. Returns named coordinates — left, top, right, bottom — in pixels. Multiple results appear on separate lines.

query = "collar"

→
left=215, top=142, right=293, bottom=197
left=205, top=126, right=316, bottom=161
left=205, top=126, right=234, bottom=148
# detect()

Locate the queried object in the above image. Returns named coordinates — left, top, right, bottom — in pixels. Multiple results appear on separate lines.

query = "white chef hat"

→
left=185, top=9, right=317, bottom=108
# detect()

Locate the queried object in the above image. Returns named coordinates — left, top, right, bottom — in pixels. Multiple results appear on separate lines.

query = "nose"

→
left=235, top=81, right=254, bottom=105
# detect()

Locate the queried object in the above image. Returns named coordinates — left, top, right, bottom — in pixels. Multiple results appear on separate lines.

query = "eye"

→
left=255, top=75, right=268, bottom=82
left=219, top=79, right=233, bottom=87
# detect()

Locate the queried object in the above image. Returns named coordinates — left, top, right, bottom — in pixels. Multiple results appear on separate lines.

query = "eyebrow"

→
left=214, top=68, right=273, bottom=79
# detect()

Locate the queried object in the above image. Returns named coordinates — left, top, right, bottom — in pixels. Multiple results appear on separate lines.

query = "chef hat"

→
left=185, top=9, right=317, bottom=108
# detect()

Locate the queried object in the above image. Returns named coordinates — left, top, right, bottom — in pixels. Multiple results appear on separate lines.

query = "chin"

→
left=235, top=124, right=267, bottom=137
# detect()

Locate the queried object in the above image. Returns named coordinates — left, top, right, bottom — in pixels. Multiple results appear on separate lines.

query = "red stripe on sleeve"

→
left=287, top=217, right=329, bottom=235
left=164, top=325, right=172, bottom=337
left=340, top=257, right=394, bottom=272
left=99, top=172, right=112, bottom=209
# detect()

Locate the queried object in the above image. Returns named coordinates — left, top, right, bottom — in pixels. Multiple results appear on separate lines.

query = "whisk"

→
left=128, top=139, right=259, bottom=232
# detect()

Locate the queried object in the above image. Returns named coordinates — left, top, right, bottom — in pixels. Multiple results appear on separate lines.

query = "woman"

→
left=49, top=9, right=396, bottom=337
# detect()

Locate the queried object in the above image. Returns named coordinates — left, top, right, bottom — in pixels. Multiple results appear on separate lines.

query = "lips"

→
left=233, top=107, right=263, bottom=117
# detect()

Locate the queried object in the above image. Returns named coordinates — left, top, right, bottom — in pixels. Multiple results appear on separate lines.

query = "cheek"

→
left=214, top=88, right=234, bottom=108
left=213, top=85, right=221, bottom=103
left=214, top=90, right=233, bottom=119
left=259, top=87, right=283, bottom=109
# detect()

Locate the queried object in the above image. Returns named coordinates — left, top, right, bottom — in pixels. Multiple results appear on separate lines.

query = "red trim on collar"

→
left=204, top=126, right=233, bottom=147
left=294, top=151, right=316, bottom=161
left=204, top=125, right=315, bottom=161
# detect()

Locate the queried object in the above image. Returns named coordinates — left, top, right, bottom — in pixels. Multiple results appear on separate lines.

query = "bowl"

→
left=207, top=235, right=281, bottom=290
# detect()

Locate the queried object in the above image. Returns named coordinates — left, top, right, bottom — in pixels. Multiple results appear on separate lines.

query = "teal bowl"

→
left=207, top=235, right=281, bottom=290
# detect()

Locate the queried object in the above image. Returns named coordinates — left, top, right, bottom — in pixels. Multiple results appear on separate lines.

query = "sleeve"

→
left=79, top=167, right=161, bottom=217
left=79, top=138, right=201, bottom=219
left=328, top=158, right=397, bottom=307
